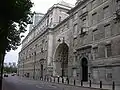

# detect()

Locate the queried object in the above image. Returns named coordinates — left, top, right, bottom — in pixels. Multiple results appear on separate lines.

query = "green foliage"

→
left=4, top=66, right=17, bottom=73
left=0, top=0, right=33, bottom=52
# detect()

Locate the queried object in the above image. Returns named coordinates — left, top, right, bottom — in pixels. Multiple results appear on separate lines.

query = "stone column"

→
left=47, top=30, right=54, bottom=75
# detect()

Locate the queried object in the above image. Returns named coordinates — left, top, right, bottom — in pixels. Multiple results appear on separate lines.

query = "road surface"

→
left=2, top=75, right=109, bottom=90
left=2, top=75, right=60, bottom=90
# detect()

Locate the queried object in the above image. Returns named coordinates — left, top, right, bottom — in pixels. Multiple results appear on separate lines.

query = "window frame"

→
left=103, top=5, right=109, bottom=19
left=105, top=44, right=112, bottom=58
left=93, top=47, right=98, bottom=59
left=92, top=12, right=97, bottom=25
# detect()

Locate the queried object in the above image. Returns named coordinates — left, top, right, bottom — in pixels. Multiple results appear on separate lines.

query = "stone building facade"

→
left=18, top=0, right=120, bottom=84
left=18, top=1, right=73, bottom=79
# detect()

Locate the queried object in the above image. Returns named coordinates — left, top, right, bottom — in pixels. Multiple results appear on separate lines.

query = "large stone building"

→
left=18, top=0, right=120, bottom=84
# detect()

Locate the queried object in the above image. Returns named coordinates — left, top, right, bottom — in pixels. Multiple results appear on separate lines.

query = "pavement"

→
left=49, top=77, right=120, bottom=90
left=2, top=75, right=109, bottom=90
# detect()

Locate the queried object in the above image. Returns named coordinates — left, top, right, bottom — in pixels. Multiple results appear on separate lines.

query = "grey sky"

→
left=4, top=0, right=76, bottom=64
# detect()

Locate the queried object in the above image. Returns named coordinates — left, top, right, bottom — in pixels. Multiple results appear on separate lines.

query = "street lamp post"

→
left=23, top=59, right=24, bottom=77
left=33, top=52, right=36, bottom=79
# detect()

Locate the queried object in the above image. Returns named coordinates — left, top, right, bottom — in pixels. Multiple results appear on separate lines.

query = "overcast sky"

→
left=4, top=0, right=76, bottom=64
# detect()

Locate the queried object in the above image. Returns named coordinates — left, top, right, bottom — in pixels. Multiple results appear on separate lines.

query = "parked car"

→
left=4, top=74, right=8, bottom=77
left=11, top=73, right=16, bottom=76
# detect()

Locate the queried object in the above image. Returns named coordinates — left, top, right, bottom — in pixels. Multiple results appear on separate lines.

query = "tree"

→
left=4, top=65, right=17, bottom=73
left=0, top=0, right=33, bottom=90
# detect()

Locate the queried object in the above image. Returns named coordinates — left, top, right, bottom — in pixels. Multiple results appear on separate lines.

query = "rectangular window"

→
left=74, top=13, right=78, bottom=20
left=47, top=16, right=49, bottom=26
left=82, top=18, right=87, bottom=27
left=104, top=24, right=111, bottom=38
left=93, top=29, right=98, bottom=41
left=64, top=24, right=67, bottom=29
left=103, top=5, right=109, bottom=19
left=41, top=48, right=44, bottom=53
left=82, top=6, right=87, bottom=14
left=106, top=68, right=112, bottom=80
left=73, top=24, right=78, bottom=37
left=93, top=69, right=98, bottom=79
left=42, top=40, right=45, bottom=51
left=42, top=39, right=45, bottom=43
left=106, top=44, right=112, bottom=57
left=93, top=47, right=98, bottom=59
left=50, top=18, right=52, bottom=26
left=35, top=44, right=38, bottom=48
left=106, top=73, right=112, bottom=79
left=73, top=38, right=77, bottom=47
left=92, top=0, right=97, bottom=9
left=92, top=12, right=97, bottom=25
left=73, top=69, right=76, bottom=77
left=117, top=0, right=120, bottom=9
left=45, top=41, right=47, bottom=50
left=73, top=56, right=77, bottom=65
left=67, top=21, right=69, bottom=28
left=59, top=16, right=61, bottom=23
left=60, top=27, right=63, bottom=33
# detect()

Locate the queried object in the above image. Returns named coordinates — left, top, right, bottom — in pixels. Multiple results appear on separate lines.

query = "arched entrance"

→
left=54, top=42, right=69, bottom=77
left=81, top=57, right=88, bottom=81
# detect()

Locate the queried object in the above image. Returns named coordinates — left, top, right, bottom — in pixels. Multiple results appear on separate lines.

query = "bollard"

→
left=74, top=79, right=76, bottom=85
left=44, top=77, right=45, bottom=81
left=51, top=77, right=52, bottom=82
left=62, top=77, right=64, bottom=83
left=54, top=77, right=55, bottom=82
left=45, top=77, right=47, bottom=81
left=49, top=77, right=51, bottom=82
left=112, top=81, right=115, bottom=90
left=67, top=78, right=69, bottom=84
left=50, top=77, right=51, bottom=82
left=100, top=81, right=102, bottom=88
left=58, top=77, right=59, bottom=83
left=47, top=77, right=48, bottom=81
left=50, top=77, right=52, bottom=82
left=81, top=80, right=83, bottom=86
left=89, top=80, right=91, bottom=87
left=47, top=77, right=49, bottom=81
left=49, top=77, right=50, bottom=82
left=48, top=77, right=49, bottom=82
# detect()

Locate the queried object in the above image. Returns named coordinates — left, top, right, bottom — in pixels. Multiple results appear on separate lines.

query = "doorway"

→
left=54, top=42, right=69, bottom=77
left=81, top=57, right=88, bottom=81
left=41, top=64, right=43, bottom=78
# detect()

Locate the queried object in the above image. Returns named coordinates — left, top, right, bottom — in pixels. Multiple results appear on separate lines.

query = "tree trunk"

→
left=0, top=29, right=7, bottom=90
left=0, top=52, right=5, bottom=90
left=0, top=23, right=11, bottom=90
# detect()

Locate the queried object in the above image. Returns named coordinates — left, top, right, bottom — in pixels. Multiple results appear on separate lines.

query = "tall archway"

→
left=81, top=57, right=88, bottom=81
left=54, top=42, right=69, bottom=77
